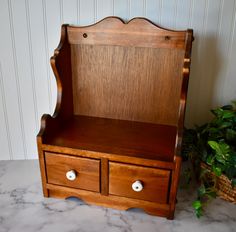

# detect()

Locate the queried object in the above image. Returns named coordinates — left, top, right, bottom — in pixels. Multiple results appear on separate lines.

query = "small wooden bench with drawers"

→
left=37, top=17, right=193, bottom=219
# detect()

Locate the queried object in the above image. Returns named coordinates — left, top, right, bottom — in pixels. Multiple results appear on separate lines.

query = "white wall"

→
left=0, top=0, right=236, bottom=160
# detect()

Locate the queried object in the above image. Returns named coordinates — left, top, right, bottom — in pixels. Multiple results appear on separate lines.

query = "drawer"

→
left=109, top=162, right=170, bottom=203
left=45, top=152, right=100, bottom=192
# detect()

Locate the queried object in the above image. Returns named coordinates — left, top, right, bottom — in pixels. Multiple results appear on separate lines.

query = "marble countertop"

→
left=0, top=160, right=235, bottom=232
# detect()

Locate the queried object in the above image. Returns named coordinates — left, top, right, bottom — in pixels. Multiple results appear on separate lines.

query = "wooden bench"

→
left=37, top=17, right=193, bottom=219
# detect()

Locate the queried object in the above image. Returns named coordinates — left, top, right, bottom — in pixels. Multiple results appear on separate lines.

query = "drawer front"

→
left=109, top=162, right=170, bottom=203
left=45, top=152, right=100, bottom=192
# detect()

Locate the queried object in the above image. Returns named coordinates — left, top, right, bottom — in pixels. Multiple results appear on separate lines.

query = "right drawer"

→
left=109, top=162, right=170, bottom=204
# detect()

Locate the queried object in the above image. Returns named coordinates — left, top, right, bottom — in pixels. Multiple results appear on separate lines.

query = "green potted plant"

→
left=182, top=101, right=236, bottom=217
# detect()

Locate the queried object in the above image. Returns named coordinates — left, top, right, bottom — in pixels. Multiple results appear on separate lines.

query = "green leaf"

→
left=192, top=200, right=202, bottom=210
left=219, top=122, right=233, bottom=129
left=212, top=165, right=222, bottom=176
left=222, top=110, right=235, bottom=119
left=207, top=191, right=217, bottom=198
left=193, top=201, right=203, bottom=218
left=208, top=141, right=220, bottom=153
left=208, top=127, right=219, bottom=133
left=211, top=108, right=224, bottom=117
left=206, top=155, right=214, bottom=165
left=215, top=153, right=226, bottom=164
left=198, top=185, right=206, bottom=197
left=219, top=142, right=230, bottom=154
left=196, top=208, right=203, bottom=218
left=223, top=111, right=235, bottom=119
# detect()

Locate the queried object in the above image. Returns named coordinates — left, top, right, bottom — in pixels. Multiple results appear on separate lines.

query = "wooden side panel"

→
left=71, top=45, right=184, bottom=125
left=168, top=156, right=182, bottom=219
left=45, top=152, right=100, bottom=192
left=37, top=137, right=49, bottom=197
left=109, top=162, right=170, bottom=204
left=50, top=25, right=74, bottom=121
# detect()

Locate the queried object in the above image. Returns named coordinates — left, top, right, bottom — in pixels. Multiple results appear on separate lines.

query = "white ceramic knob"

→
left=132, top=180, right=143, bottom=192
left=66, top=170, right=77, bottom=181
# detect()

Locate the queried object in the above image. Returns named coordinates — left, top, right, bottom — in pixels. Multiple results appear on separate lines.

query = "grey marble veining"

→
left=0, top=160, right=235, bottom=232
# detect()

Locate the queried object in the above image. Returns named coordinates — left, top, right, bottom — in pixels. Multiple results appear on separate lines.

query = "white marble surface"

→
left=0, top=160, right=235, bottom=232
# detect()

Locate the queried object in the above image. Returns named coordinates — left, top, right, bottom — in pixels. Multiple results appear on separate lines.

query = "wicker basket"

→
left=200, top=162, right=236, bottom=203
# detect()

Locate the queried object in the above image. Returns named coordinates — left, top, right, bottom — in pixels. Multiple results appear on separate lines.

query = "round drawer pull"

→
left=132, top=180, right=143, bottom=192
left=66, top=170, right=77, bottom=181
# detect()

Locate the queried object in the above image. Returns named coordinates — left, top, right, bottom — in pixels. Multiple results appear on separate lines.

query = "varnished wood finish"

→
left=175, top=30, right=194, bottom=156
left=41, top=144, right=175, bottom=170
left=37, top=24, right=74, bottom=143
left=44, top=115, right=177, bottom=162
left=37, top=17, right=194, bottom=219
left=71, top=45, right=184, bottom=125
left=67, top=17, right=187, bottom=50
left=101, top=158, right=109, bottom=195
left=37, top=136, right=49, bottom=197
left=168, top=156, right=182, bottom=220
left=45, top=152, right=100, bottom=192
left=109, top=162, right=170, bottom=203
left=51, top=24, right=74, bottom=121
left=47, top=184, right=170, bottom=218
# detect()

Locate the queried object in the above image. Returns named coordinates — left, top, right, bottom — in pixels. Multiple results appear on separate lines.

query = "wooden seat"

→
left=44, top=115, right=177, bottom=162
left=37, top=17, right=193, bottom=219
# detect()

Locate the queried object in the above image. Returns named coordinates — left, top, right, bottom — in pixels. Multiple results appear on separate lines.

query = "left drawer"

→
left=45, top=152, right=100, bottom=192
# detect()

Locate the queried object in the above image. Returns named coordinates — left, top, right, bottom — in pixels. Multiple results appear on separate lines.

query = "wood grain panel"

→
left=71, top=44, right=184, bottom=125
left=67, top=18, right=187, bottom=49
left=45, top=152, right=100, bottom=192
left=41, top=144, right=175, bottom=170
left=47, top=184, right=171, bottom=217
left=109, top=162, right=170, bottom=203
left=101, top=158, right=109, bottom=195
left=37, top=17, right=193, bottom=219
left=44, top=115, right=177, bottom=162
left=1, top=0, right=236, bottom=160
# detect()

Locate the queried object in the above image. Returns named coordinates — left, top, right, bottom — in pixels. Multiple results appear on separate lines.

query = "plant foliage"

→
left=182, top=101, right=236, bottom=217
